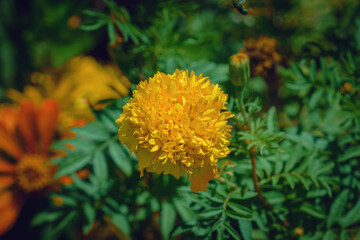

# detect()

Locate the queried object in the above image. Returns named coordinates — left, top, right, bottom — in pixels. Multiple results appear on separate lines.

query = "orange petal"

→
left=18, top=102, right=37, bottom=153
left=0, top=126, right=22, bottom=160
left=0, top=192, right=21, bottom=235
left=0, top=176, right=15, bottom=191
left=0, top=106, right=19, bottom=135
left=0, top=157, right=15, bottom=173
left=190, top=165, right=216, bottom=193
left=37, top=100, right=59, bottom=153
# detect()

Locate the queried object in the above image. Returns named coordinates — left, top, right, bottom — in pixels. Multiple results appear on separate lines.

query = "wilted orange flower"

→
left=116, top=70, right=233, bottom=192
left=7, top=55, right=131, bottom=130
left=0, top=101, right=60, bottom=235
left=341, top=82, right=354, bottom=94
left=240, top=35, right=281, bottom=78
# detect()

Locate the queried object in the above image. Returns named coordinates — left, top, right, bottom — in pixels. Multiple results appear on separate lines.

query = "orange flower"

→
left=240, top=35, right=281, bottom=78
left=0, top=100, right=60, bottom=235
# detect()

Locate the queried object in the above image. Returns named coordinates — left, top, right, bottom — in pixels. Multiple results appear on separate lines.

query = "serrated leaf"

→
left=55, top=152, right=92, bottom=177
left=83, top=202, right=96, bottom=234
left=108, top=141, right=132, bottom=176
left=323, top=230, right=335, bottom=240
left=80, top=20, right=107, bottom=31
left=340, top=231, right=350, bottom=240
left=31, top=211, right=63, bottom=227
left=198, top=208, right=223, bottom=219
left=107, top=22, right=116, bottom=44
left=72, top=121, right=111, bottom=141
left=340, top=197, right=360, bottom=228
left=160, top=201, right=176, bottom=240
left=227, top=202, right=252, bottom=216
left=230, top=191, right=257, bottom=200
left=225, top=209, right=252, bottom=220
left=173, top=198, right=196, bottom=222
left=327, top=189, right=350, bottom=228
left=309, top=89, right=324, bottom=109
left=300, top=203, right=326, bottom=219
left=53, top=210, right=77, bottom=235
left=266, top=107, right=279, bottom=133
left=339, top=147, right=360, bottom=162
left=224, top=222, right=241, bottom=240
left=93, top=150, right=108, bottom=183
left=109, top=214, right=131, bottom=237
left=284, top=174, right=296, bottom=189
left=239, top=220, right=252, bottom=240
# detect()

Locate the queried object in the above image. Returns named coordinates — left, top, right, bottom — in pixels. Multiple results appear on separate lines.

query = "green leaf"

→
left=83, top=202, right=96, bottom=234
left=93, top=150, right=108, bottom=183
left=109, top=213, right=131, bottom=237
left=230, top=191, right=257, bottom=200
left=309, top=89, right=324, bottom=109
left=173, top=198, right=196, bottom=222
left=266, top=107, right=279, bottom=133
left=53, top=210, right=77, bottom=235
left=300, top=131, right=314, bottom=150
left=340, top=197, right=360, bottom=228
left=80, top=20, right=107, bottom=31
left=300, top=203, right=326, bottom=219
left=31, top=211, right=63, bottom=226
left=198, top=208, right=223, bottom=219
left=108, top=141, right=132, bottom=176
left=238, top=220, right=252, bottom=240
left=327, top=189, right=350, bottom=228
left=83, top=9, right=110, bottom=19
left=224, top=222, right=241, bottom=240
left=284, top=174, right=296, bottom=189
left=227, top=202, right=252, bottom=216
left=322, top=230, right=335, bottom=240
left=107, top=22, right=116, bottom=44
left=340, top=231, right=350, bottom=240
left=160, top=201, right=176, bottom=240
left=225, top=209, right=252, bottom=220
left=72, top=121, right=111, bottom=141
left=55, top=152, right=92, bottom=177
left=339, top=146, right=360, bottom=162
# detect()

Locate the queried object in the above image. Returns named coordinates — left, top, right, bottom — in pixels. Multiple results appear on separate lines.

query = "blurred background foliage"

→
left=1, top=0, right=360, bottom=239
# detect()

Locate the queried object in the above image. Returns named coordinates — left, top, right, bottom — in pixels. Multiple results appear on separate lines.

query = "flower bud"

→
left=229, top=52, right=250, bottom=86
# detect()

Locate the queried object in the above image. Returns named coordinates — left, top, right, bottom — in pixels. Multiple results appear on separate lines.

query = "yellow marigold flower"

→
left=7, top=55, right=131, bottom=130
left=116, top=70, right=233, bottom=192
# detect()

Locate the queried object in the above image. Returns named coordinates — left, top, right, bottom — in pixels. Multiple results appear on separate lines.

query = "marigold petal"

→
left=117, top=118, right=138, bottom=154
left=190, top=165, right=216, bottom=193
left=147, top=161, right=186, bottom=179
left=136, top=148, right=153, bottom=177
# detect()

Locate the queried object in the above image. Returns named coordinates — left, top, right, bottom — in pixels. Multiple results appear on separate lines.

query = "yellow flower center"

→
left=16, top=155, right=52, bottom=193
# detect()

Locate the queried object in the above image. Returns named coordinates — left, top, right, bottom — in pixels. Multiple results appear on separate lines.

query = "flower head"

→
left=116, top=70, right=233, bottom=192
left=7, top=55, right=131, bottom=130
left=240, top=35, right=281, bottom=78
left=0, top=101, right=60, bottom=234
